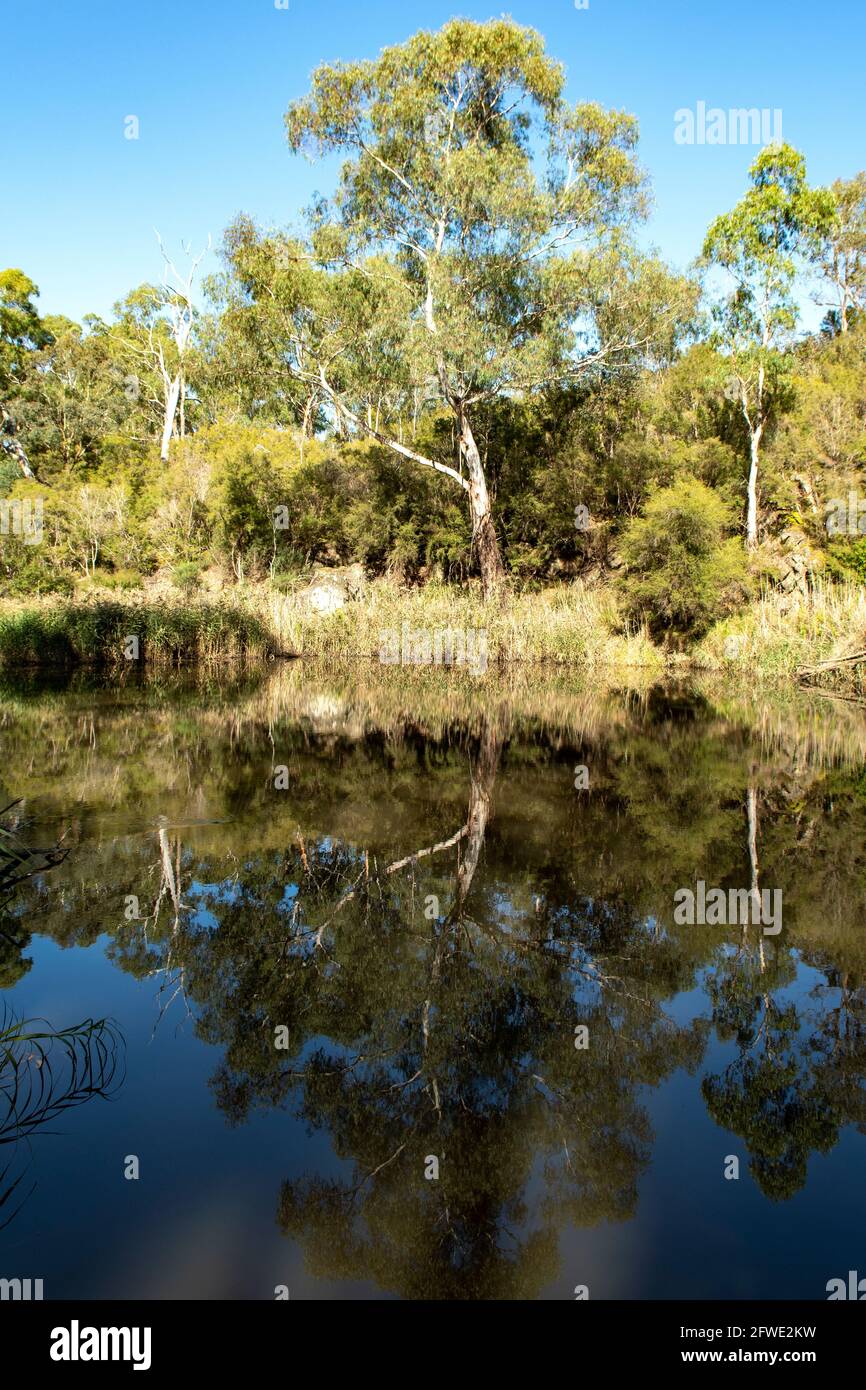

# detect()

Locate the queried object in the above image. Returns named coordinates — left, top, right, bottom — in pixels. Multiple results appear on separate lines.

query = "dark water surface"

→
left=1, top=664, right=866, bottom=1300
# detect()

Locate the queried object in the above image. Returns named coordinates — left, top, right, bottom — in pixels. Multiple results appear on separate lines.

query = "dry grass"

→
left=695, top=579, right=866, bottom=688
left=261, top=578, right=663, bottom=671
left=5, top=575, right=866, bottom=690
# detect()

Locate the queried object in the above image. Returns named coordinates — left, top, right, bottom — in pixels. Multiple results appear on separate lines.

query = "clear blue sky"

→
left=3, top=0, right=863, bottom=323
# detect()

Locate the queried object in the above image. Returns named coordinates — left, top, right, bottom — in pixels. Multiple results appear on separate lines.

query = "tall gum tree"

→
left=807, top=172, right=866, bottom=335
left=0, top=269, right=49, bottom=479
left=702, top=144, right=833, bottom=549
left=273, top=19, right=694, bottom=596
left=107, top=239, right=208, bottom=463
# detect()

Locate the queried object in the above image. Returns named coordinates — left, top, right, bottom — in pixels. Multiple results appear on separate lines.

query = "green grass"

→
left=0, top=597, right=273, bottom=668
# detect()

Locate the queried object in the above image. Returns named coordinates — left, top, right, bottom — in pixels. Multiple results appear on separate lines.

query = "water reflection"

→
left=1, top=665, right=866, bottom=1297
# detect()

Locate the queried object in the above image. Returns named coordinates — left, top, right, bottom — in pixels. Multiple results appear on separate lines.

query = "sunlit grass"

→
left=695, top=578, right=866, bottom=688
left=0, top=596, right=272, bottom=668
left=264, top=577, right=664, bottom=670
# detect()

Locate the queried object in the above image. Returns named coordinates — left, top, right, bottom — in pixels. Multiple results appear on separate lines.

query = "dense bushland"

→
left=2, top=20, right=865, bottom=668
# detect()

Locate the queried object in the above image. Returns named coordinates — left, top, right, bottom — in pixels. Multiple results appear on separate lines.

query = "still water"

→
left=1, top=663, right=865, bottom=1300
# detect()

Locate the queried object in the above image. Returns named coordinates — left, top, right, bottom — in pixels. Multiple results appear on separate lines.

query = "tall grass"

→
left=3, top=576, right=864, bottom=683
left=1, top=1009, right=124, bottom=1142
left=1, top=1006, right=124, bottom=1227
left=0, top=597, right=272, bottom=668
left=0, top=581, right=663, bottom=671
left=263, top=579, right=664, bottom=670
left=696, top=578, right=866, bottom=687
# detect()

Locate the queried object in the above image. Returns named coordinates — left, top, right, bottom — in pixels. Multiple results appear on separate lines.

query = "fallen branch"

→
left=797, top=650, right=866, bottom=677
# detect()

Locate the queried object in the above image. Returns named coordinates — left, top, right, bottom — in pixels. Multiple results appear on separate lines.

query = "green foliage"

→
left=808, top=172, right=866, bottom=333
left=280, top=15, right=661, bottom=412
left=0, top=457, right=21, bottom=496
left=0, top=599, right=272, bottom=668
left=618, top=477, right=752, bottom=637
left=0, top=27, right=865, bottom=645
left=1, top=559, right=74, bottom=597
left=172, top=560, right=203, bottom=593
left=825, top=537, right=866, bottom=583
left=0, top=269, right=49, bottom=393
left=702, top=145, right=835, bottom=543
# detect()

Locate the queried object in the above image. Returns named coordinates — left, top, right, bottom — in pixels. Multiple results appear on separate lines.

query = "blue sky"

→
left=3, top=0, right=864, bottom=324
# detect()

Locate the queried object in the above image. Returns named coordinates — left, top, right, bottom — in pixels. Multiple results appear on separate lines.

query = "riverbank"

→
left=0, top=576, right=863, bottom=691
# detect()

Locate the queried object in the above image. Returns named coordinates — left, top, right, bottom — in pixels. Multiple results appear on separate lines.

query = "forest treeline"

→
left=1, top=19, right=865, bottom=644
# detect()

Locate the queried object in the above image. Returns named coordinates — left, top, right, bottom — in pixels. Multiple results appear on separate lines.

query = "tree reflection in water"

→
left=3, top=669, right=866, bottom=1293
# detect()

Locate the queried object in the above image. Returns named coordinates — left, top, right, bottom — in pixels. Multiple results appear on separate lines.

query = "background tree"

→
left=106, top=238, right=208, bottom=463
left=0, top=268, right=49, bottom=479
left=703, top=144, right=834, bottom=548
left=14, top=315, right=131, bottom=473
left=809, top=173, right=866, bottom=335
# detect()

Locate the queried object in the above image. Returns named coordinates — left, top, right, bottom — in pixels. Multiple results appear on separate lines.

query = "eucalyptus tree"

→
left=230, top=18, right=695, bottom=596
left=14, top=315, right=131, bottom=473
left=0, top=268, right=49, bottom=478
left=702, top=145, right=833, bottom=548
left=105, top=284, right=182, bottom=453
left=152, top=237, right=209, bottom=460
left=106, top=238, right=208, bottom=462
left=808, top=173, right=866, bottom=335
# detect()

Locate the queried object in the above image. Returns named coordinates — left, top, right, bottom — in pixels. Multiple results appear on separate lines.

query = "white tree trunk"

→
left=458, top=412, right=505, bottom=597
left=160, top=375, right=182, bottom=462
left=746, top=430, right=760, bottom=549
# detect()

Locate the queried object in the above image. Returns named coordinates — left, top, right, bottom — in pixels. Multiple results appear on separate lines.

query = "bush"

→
left=87, top=568, right=143, bottom=591
left=172, top=560, right=203, bottom=594
left=1, top=558, right=74, bottom=597
left=0, top=458, right=21, bottom=496
left=618, top=477, right=751, bottom=639
left=825, top=537, right=866, bottom=584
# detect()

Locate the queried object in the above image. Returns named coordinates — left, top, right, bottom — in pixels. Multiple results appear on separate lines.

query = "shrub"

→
left=172, top=560, right=203, bottom=594
left=825, top=537, right=866, bottom=584
left=618, top=477, right=751, bottom=639
left=89, top=568, right=143, bottom=591
left=2, top=558, right=74, bottom=597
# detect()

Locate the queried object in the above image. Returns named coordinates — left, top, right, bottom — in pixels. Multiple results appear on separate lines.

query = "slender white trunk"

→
left=747, top=785, right=766, bottom=971
left=747, top=785, right=759, bottom=919
left=1, top=407, right=36, bottom=478
left=161, top=375, right=182, bottom=462
left=746, top=429, right=760, bottom=548
left=745, top=362, right=765, bottom=550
